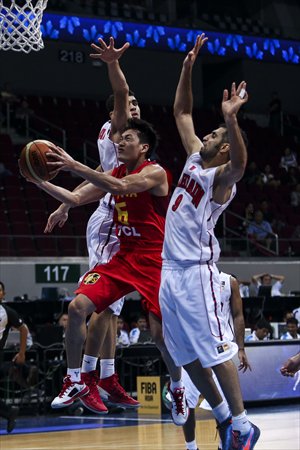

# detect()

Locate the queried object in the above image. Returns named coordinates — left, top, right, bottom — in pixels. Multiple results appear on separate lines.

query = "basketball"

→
left=19, top=140, right=58, bottom=183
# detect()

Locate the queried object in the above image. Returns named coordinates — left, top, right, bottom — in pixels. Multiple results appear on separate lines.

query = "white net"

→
left=0, top=0, right=48, bottom=53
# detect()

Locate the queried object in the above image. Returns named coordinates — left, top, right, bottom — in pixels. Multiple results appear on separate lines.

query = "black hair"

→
left=218, top=122, right=249, bottom=149
left=255, top=318, right=272, bottom=331
left=122, top=118, right=159, bottom=158
left=105, top=90, right=136, bottom=114
left=0, top=281, right=5, bottom=291
left=286, top=317, right=298, bottom=326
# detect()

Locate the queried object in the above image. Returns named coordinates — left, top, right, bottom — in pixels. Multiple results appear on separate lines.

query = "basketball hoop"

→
left=0, top=0, right=48, bottom=53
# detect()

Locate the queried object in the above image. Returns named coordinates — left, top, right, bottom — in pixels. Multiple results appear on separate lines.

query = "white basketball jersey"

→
left=162, top=153, right=236, bottom=263
left=220, top=271, right=234, bottom=341
left=86, top=120, right=120, bottom=268
left=97, top=120, right=119, bottom=172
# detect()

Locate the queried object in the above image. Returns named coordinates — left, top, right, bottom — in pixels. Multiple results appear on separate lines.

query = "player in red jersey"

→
left=28, top=118, right=189, bottom=426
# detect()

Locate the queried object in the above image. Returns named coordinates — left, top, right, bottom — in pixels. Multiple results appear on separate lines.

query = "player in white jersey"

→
left=159, top=34, right=260, bottom=449
left=180, top=272, right=251, bottom=450
left=45, top=38, right=140, bottom=412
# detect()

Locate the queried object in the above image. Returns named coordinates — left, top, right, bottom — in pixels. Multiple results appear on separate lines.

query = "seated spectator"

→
left=252, top=272, right=285, bottom=297
left=243, top=161, right=260, bottom=185
left=245, top=318, right=272, bottom=341
left=257, top=164, right=280, bottom=188
left=291, top=183, right=300, bottom=207
left=129, top=315, right=152, bottom=344
left=279, top=147, right=298, bottom=171
left=237, top=278, right=251, bottom=298
left=116, top=316, right=130, bottom=346
left=280, top=318, right=300, bottom=340
left=247, top=210, right=274, bottom=249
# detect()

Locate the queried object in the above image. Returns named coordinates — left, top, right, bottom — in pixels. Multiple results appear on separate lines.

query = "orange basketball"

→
left=19, top=140, right=58, bottom=183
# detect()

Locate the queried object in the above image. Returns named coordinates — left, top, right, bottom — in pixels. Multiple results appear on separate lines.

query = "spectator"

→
left=257, top=164, right=280, bottom=188
left=252, top=272, right=285, bottom=297
left=279, top=147, right=298, bottom=171
left=245, top=318, right=272, bottom=341
left=129, top=315, right=151, bottom=344
left=0, top=281, right=29, bottom=432
left=243, top=161, right=260, bottom=185
left=116, top=316, right=130, bottom=346
left=280, top=318, right=300, bottom=340
left=237, top=278, right=251, bottom=298
left=247, top=210, right=274, bottom=249
left=291, top=183, right=300, bottom=207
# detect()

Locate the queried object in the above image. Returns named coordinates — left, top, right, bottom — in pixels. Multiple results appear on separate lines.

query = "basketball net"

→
left=0, top=0, right=48, bottom=53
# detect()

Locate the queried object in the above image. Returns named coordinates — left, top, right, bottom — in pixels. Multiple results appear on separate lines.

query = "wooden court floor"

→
left=1, top=405, right=299, bottom=450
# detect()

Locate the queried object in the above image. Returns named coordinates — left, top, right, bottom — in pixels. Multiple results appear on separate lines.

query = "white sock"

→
left=100, top=359, right=115, bottom=379
left=232, top=411, right=251, bottom=435
left=170, top=379, right=183, bottom=391
left=212, top=400, right=231, bottom=424
left=67, top=368, right=81, bottom=382
left=81, top=354, right=98, bottom=373
left=185, top=439, right=198, bottom=450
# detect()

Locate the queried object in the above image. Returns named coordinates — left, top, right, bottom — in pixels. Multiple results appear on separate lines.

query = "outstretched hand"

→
left=183, top=33, right=208, bottom=69
left=44, top=205, right=69, bottom=233
left=90, top=36, right=130, bottom=63
left=222, top=81, right=248, bottom=119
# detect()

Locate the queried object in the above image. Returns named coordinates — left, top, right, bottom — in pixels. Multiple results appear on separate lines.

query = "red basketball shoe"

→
left=81, top=371, right=108, bottom=414
left=98, top=373, right=140, bottom=408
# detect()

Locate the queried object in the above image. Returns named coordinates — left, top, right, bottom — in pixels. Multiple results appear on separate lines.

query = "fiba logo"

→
left=141, top=382, right=157, bottom=401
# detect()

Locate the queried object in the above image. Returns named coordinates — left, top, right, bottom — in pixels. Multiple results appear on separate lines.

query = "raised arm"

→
left=229, top=277, right=251, bottom=372
left=214, top=81, right=248, bottom=190
left=271, top=274, right=285, bottom=283
left=90, top=37, right=130, bottom=138
left=48, top=147, right=167, bottom=195
left=252, top=273, right=266, bottom=285
left=173, top=34, right=208, bottom=156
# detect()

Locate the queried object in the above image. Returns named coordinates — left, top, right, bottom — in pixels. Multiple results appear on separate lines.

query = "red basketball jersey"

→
left=111, top=160, right=169, bottom=253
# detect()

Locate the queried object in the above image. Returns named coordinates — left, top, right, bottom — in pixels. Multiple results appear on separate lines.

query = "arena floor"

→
left=0, top=404, right=299, bottom=450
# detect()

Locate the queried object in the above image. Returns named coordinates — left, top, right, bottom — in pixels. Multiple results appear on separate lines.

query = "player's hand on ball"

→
left=46, top=146, right=76, bottom=173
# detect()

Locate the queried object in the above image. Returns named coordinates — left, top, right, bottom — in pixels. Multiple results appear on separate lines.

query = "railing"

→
left=82, top=140, right=98, bottom=167
left=223, top=210, right=279, bottom=256
left=25, top=114, right=67, bottom=150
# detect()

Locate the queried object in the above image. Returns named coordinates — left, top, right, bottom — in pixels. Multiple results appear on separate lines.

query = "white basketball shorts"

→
left=85, top=202, right=124, bottom=316
left=159, top=261, right=237, bottom=368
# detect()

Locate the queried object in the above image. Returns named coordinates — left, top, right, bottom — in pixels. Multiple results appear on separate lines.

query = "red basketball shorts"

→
left=75, top=251, right=162, bottom=319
